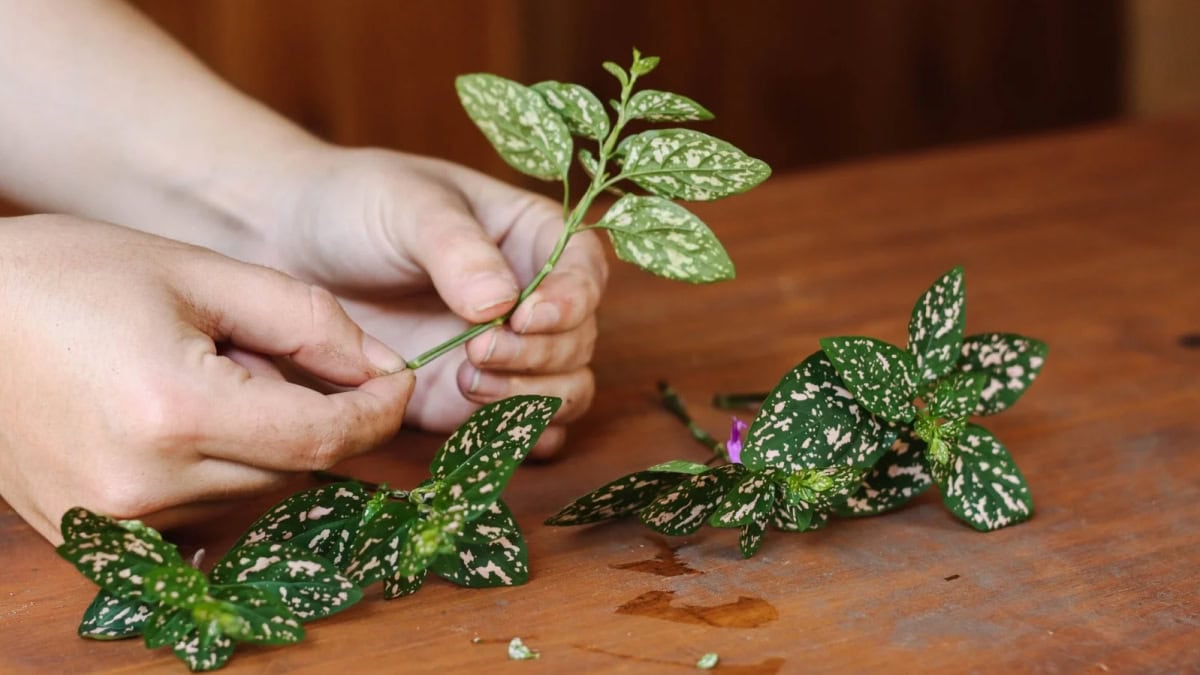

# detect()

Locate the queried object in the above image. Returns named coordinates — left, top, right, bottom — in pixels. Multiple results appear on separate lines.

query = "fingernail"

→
left=470, top=273, right=519, bottom=315
left=467, top=367, right=510, bottom=398
left=481, top=328, right=500, bottom=365
left=362, top=334, right=406, bottom=374
left=518, top=301, right=561, bottom=335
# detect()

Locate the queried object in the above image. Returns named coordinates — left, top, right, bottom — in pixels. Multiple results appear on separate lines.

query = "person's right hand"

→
left=0, top=215, right=415, bottom=544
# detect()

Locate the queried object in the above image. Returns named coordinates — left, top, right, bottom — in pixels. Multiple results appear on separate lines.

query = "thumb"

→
left=182, top=258, right=406, bottom=385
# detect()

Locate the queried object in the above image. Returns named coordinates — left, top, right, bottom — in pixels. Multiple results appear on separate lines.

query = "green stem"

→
left=658, top=381, right=727, bottom=461
left=712, top=392, right=769, bottom=410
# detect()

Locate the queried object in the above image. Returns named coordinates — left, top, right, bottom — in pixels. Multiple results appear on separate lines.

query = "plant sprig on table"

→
left=547, top=267, right=1048, bottom=556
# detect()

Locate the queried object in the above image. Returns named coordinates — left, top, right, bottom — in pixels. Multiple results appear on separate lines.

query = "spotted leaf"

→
left=78, top=589, right=153, bottom=640
left=639, top=464, right=744, bottom=536
left=210, top=542, right=361, bottom=621
left=206, top=586, right=304, bottom=646
left=908, top=266, right=967, bottom=381
left=596, top=194, right=734, bottom=283
left=430, top=500, right=528, bottom=588
left=383, top=569, right=428, bottom=599
left=143, top=607, right=195, bottom=650
left=171, top=630, right=235, bottom=672
left=927, top=371, right=988, bottom=421
left=544, top=470, right=687, bottom=526
left=930, top=424, right=1034, bottom=531
left=532, top=81, right=609, bottom=140
left=626, top=89, right=714, bottom=123
left=738, top=508, right=771, bottom=558
left=456, top=74, right=572, bottom=180
left=837, top=427, right=933, bottom=517
left=708, top=473, right=774, bottom=528
left=229, top=481, right=368, bottom=569
left=343, top=500, right=420, bottom=587
left=616, top=129, right=770, bottom=201
left=645, top=459, right=712, bottom=475
left=741, top=351, right=897, bottom=473
left=143, top=566, right=208, bottom=610
left=820, top=337, right=919, bottom=423
left=57, top=508, right=184, bottom=598
left=777, top=465, right=865, bottom=513
left=429, top=395, right=561, bottom=480
left=957, top=333, right=1048, bottom=415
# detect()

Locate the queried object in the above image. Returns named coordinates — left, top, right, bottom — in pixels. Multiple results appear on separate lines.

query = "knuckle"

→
left=114, top=380, right=198, bottom=451
left=305, top=284, right=348, bottom=331
left=89, top=469, right=159, bottom=520
left=304, top=420, right=354, bottom=471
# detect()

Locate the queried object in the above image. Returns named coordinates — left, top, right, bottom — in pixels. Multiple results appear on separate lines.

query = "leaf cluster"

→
left=547, top=267, right=1047, bottom=555
left=58, top=395, right=560, bottom=670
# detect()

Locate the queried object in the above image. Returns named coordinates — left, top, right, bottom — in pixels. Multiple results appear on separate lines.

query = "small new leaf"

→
left=616, top=128, right=770, bottom=201
left=929, top=424, right=1034, bottom=531
left=957, top=333, right=1048, bottom=415
left=820, top=337, right=919, bottom=423
left=626, top=90, right=714, bottom=122
left=230, top=481, right=368, bottom=569
left=456, top=74, right=572, bottom=180
left=602, top=61, right=630, bottom=89
left=908, top=266, right=967, bottom=381
left=532, top=81, right=610, bottom=141
left=640, top=464, right=743, bottom=536
left=927, top=371, right=988, bottom=421
left=597, top=194, right=734, bottom=283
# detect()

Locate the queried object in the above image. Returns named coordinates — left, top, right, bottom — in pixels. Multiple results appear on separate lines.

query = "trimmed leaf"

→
left=210, top=542, right=361, bottom=621
left=456, top=74, right=572, bottom=180
left=172, top=631, right=235, bottom=672
left=206, top=587, right=304, bottom=645
left=908, top=266, right=967, bottom=381
left=596, top=194, right=734, bottom=283
left=532, top=81, right=609, bottom=140
left=229, top=481, right=368, bottom=569
left=627, top=90, right=714, bottom=122
left=343, top=500, right=420, bottom=587
left=430, top=500, right=528, bottom=588
left=930, top=424, right=1034, bottom=532
left=709, top=474, right=774, bottom=528
left=957, top=333, right=1048, bottom=415
left=837, top=428, right=933, bottom=517
left=78, top=588, right=153, bottom=640
left=616, top=128, right=770, bottom=201
left=927, top=371, right=988, bottom=420
left=57, top=508, right=183, bottom=598
left=646, top=459, right=711, bottom=475
left=738, top=508, right=770, bottom=559
left=820, top=337, right=919, bottom=422
left=143, top=566, right=208, bottom=609
left=639, top=464, right=744, bottom=536
left=742, top=351, right=897, bottom=473
left=429, top=395, right=561, bottom=480
left=544, top=470, right=686, bottom=526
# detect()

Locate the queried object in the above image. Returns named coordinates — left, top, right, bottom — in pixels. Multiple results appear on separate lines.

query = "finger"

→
left=528, top=425, right=568, bottom=460
left=464, top=317, right=597, bottom=374
left=508, top=229, right=607, bottom=335
left=217, top=346, right=287, bottom=381
left=399, top=198, right=522, bottom=324
left=181, top=259, right=406, bottom=384
left=455, top=361, right=593, bottom=424
left=201, top=368, right=416, bottom=471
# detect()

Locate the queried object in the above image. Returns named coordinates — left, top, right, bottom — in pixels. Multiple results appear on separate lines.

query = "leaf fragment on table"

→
left=532, top=81, right=609, bottom=140
left=640, top=464, right=744, bottom=536
left=456, top=74, right=572, bottom=180
left=957, top=333, right=1048, bottom=415
left=508, top=636, right=540, bottom=660
left=596, top=194, right=735, bottom=283
left=930, top=424, right=1034, bottom=531
left=615, top=128, right=770, bottom=201
left=820, top=337, right=919, bottom=423
left=697, top=652, right=720, bottom=669
left=229, top=481, right=368, bottom=569
left=626, top=89, right=714, bottom=122
left=908, top=266, right=967, bottom=381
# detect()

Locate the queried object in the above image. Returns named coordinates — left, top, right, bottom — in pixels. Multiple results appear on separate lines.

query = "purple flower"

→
left=726, top=417, right=749, bottom=464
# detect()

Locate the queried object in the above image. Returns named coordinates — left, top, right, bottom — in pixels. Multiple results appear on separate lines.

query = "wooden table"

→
left=3, top=116, right=1199, bottom=673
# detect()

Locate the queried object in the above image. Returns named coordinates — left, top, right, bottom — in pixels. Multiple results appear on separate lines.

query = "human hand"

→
left=0, top=215, right=414, bottom=543
left=256, top=147, right=608, bottom=456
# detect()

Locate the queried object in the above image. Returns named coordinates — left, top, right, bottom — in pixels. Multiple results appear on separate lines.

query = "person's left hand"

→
left=254, top=147, right=608, bottom=457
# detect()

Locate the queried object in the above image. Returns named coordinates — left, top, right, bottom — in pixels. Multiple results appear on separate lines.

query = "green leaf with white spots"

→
left=639, top=464, right=744, bottom=536
left=206, top=586, right=304, bottom=645
left=343, top=500, right=420, bottom=587
left=544, top=470, right=687, bottom=526
left=383, top=569, right=428, bottom=599
left=210, top=542, right=361, bottom=621
left=908, top=266, right=967, bottom=381
left=143, top=566, right=208, bottom=609
left=837, top=428, right=933, bottom=517
left=56, top=508, right=184, bottom=598
left=615, top=129, right=770, bottom=201
left=927, top=371, right=988, bottom=421
left=820, top=337, right=919, bottom=423
left=777, top=465, right=865, bottom=512
left=78, top=589, right=153, bottom=640
left=709, top=474, right=774, bottom=528
left=739, top=508, right=771, bottom=558
left=626, top=90, right=714, bottom=123
left=396, top=510, right=465, bottom=577
left=741, top=351, right=897, bottom=473
left=957, top=333, right=1048, bottom=415
left=456, top=74, right=572, bottom=180
left=171, top=630, right=235, bottom=672
left=771, top=483, right=832, bottom=532
left=930, top=424, right=1034, bottom=531
left=430, top=500, right=528, bottom=588
left=429, top=395, right=561, bottom=481
left=532, top=81, right=609, bottom=141
left=230, top=481, right=368, bottom=569
left=646, top=459, right=712, bottom=475
left=596, top=194, right=734, bottom=283
left=143, top=607, right=193, bottom=650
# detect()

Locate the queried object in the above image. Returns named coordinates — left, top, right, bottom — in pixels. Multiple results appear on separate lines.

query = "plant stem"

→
left=712, top=392, right=769, bottom=410
left=657, top=381, right=727, bottom=460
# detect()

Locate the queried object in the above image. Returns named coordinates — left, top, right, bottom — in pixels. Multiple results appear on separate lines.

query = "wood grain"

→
left=3, top=117, right=1199, bottom=672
